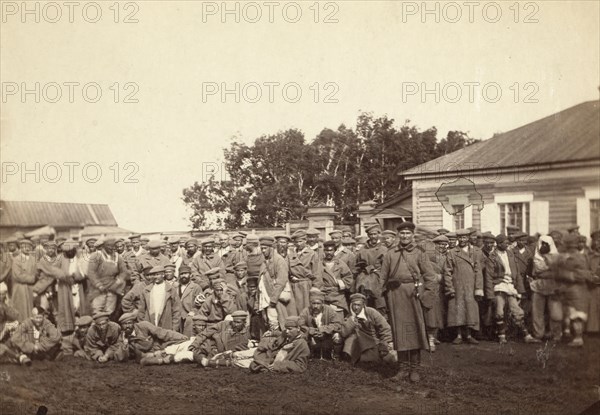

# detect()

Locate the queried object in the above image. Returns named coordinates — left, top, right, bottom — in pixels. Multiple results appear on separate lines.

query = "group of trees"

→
left=182, top=113, right=479, bottom=229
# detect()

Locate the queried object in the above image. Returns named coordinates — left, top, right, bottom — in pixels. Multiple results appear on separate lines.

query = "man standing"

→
left=257, top=236, right=296, bottom=332
left=290, top=230, right=318, bottom=313
left=88, top=238, right=128, bottom=316
left=425, top=235, right=450, bottom=351
left=244, top=234, right=264, bottom=278
left=11, top=239, right=38, bottom=322
left=340, top=293, right=392, bottom=364
left=356, top=224, right=388, bottom=311
left=444, top=228, right=483, bottom=346
left=136, top=240, right=171, bottom=278
left=192, top=238, right=226, bottom=290
left=176, top=265, right=204, bottom=336
left=330, top=230, right=356, bottom=273
left=380, top=222, right=436, bottom=383
left=511, top=231, right=533, bottom=329
left=275, top=234, right=292, bottom=258
left=485, top=235, right=538, bottom=344
left=139, top=266, right=181, bottom=331
left=318, top=241, right=353, bottom=316
left=306, top=228, right=323, bottom=261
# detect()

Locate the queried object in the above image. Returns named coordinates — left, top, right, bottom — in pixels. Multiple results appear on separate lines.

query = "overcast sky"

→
left=1, top=1, right=599, bottom=232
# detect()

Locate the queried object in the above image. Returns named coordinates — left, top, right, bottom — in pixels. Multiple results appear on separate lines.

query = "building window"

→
left=499, top=203, right=529, bottom=234
left=452, top=204, right=464, bottom=229
left=591, top=199, right=600, bottom=232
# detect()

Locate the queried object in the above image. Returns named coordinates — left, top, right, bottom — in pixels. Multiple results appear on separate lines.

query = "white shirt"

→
left=497, top=250, right=512, bottom=279
left=150, top=283, right=166, bottom=326
left=313, top=312, right=323, bottom=328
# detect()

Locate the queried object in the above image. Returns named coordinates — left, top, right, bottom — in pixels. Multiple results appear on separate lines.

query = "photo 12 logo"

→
left=1, top=1, right=140, bottom=23
left=1, top=162, right=140, bottom=184
left=202, top=81, right=339, bottom=103
left=401, top=82, right=540, bottom=104
left=2, top=82, right=140, bottom=103
left=200, top=1, right=339, bottom=23
left=400, top=1, right=540, bottom=24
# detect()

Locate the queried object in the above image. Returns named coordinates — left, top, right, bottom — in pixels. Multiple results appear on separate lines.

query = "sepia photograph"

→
left=0, top=1, right=599, bottom=414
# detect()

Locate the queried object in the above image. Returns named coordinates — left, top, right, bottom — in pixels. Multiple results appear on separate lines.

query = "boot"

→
left=408, top=350, right=421, bottom=383
left=19, top=354, right=32, bottom=366
left=568, top=320, right=584, bottom=347
left=392, top=351, right=409, bottom=381
left=140, top=356, right=166, bottom=366
left=427, top=335, right=436, bottom=352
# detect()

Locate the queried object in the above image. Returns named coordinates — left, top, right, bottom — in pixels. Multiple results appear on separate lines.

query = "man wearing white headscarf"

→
left=530, top=235, right=563, bottom=342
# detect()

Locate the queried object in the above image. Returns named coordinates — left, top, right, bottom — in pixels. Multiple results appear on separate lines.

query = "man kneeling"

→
left=341, top=293, right=394, bottom=364
left=250, top=316, right=310, bottom=373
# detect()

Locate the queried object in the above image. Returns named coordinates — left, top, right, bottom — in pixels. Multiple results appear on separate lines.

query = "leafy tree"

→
left=182, top=114, right=476, bottom=229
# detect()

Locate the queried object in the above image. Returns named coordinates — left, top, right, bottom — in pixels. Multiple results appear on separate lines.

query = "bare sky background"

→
left=1, top=1, right=599, bottom=232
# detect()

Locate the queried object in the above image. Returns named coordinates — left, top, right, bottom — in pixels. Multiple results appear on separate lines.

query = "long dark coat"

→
left=443, top=246, right=483, bottom=330
left=380, top=242, right=436, bottom=352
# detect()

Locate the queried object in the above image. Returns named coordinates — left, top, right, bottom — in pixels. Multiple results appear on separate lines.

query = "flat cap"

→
left=305, top=228, right=320, bottom=236
left=291, top=230, right=307, bottom=239
left=128, top=234, right=141, bottom=240
left=148, top=265, right=165, bottom=275
left=437, top=228, right=450, bottom=235
left=274, top=234, right=291, bottom=242
left=329, top=230, right=343, bottom=237
left=567, top=225, right=580, bottom=232
left=75, top=315, right=93, bottom=327
left=184, top=238, right=198, bottom=247
left=19, top=239, right=34, bottom=246
left=233, top=261, right=247, bottom=270
left=342, top=237, right=356, bottom=245
left=118, top=311, right=138, bottom=324
left=495, top=234, right=508, bottom=244
left=381, top=230, right=397, bottom=237
left=432, top=235, right=450, bottom=243
left=397, top=222, right=416, bottom=232
left=147, top=240, right=163, bottom=249
left=506, top=225, right=520, bottom=231
left=178, top=264, right=192, bottom=274
left=323, top=240, right=336, bottom=249
left=446, top=232, right=457, bottom=238
left=246, top=234, right=259, bottom=244
left=284, top=316, right=301, bottom=328
left=591, top=229, right=600, bottom=239
left=93, top=312, right=111, bottom=322
left=201, top=238, right=215, bottom=246
left=231, top=310, right=249, bottom=320
left=309, top=287, right=325, bottom=300
left=456, top=229, right=471, bottom=236
left=231, top=233, right=245, bottom=240
left=349, top=293, right=367, bottom=303
left=211, top=277, right=226, bottom=287
left=259, top=236, right=275, bottom=246
left=365, top=224, right=381, bottom=233
left=481, top=232, right=495, bottom=241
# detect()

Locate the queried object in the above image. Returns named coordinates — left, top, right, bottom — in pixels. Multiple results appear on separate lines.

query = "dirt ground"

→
left=1, top=336, right=599, bottom=415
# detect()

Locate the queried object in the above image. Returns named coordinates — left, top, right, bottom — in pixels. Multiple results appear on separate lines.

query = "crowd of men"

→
left=0, top=222, right=598, bottom=383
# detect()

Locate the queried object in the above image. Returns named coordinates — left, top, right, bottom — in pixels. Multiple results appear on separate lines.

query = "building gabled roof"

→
left=0, top=200, right=118, bottom=227
left=401, top=100, right=600, bottom=178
